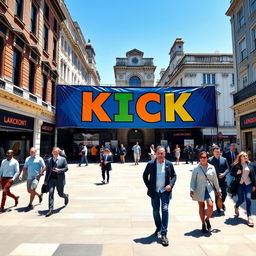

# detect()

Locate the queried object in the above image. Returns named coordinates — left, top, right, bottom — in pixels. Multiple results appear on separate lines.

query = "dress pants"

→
left=1, top=177, right=18, bottom=209
left=48, top=178, right=68, bottom=210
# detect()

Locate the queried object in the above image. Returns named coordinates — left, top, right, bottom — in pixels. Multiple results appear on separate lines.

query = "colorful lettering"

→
left=114, top=93, right=133, bottom=122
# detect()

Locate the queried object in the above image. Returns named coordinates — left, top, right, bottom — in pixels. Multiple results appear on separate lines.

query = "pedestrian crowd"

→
left=0, top=142, right=256, bottom=248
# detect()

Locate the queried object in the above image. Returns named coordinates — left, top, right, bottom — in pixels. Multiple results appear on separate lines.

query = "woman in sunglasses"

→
left=190, top=151, right=221, bottom=233
left=231, top=152, right=256, bottom=227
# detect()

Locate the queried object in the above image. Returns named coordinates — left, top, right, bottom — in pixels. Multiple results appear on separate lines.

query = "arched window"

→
left=129, top=76, right=141, bottom=87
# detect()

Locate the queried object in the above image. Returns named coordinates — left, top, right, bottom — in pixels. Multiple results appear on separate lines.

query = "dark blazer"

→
left=208, top=156, right=229, bottom=176
left=230, top=162, right=256, bottom=186
left=143, top=159, right=177, bottom=198
left=223, top=150, right=238, bottom=168
left=44, top=156, right=68, bottom=186
left=100, top=154, right=113, bottom=171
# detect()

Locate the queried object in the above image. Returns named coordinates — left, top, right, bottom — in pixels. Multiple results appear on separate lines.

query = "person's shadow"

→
left=94, top=182, right=105, bottom=186
left=133, top=233, right=160, bottom=244
left=184, top=228, right=220, bottom=238
left=224, top=216, right=247, bottom=226
left=37, top=205, right=65, bottom=216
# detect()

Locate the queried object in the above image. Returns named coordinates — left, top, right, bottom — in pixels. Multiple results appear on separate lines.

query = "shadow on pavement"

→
left=94, top=182, right=104, bottom=186
left=224, top=216, right=247, bottom=226
left=133, top=233, right=160, bottom=244
left=37, top=205, right=65, bottom=216
left=184, top=229, right=214, bottom=238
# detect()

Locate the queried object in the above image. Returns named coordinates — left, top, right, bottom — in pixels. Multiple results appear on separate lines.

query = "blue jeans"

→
left=151, top=191, right=170, bottom=235
left=235, top=183, right=253, bottom=217
left=79, top=154, right=88, bottom=166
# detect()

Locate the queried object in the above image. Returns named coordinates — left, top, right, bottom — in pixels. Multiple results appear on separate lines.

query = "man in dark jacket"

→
left=143, top=146, right=177, bottom=246
left=208, top=146, right=229, bottom=213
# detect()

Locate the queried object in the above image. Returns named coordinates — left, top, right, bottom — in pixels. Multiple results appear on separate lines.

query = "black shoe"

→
left=25, top=204, right=33, bottom=212
left=202, top=223, right=208, bottom=233
left=161, top=234, right=169, bottom=246
left=217, top=207, right=221, bottom=214
left=38, top=194, right=43, bottom=204
left=14, top=196, right=19, bottom=207
left=45, top=210, right=54, bottom=217
left=222, top=203, right=226, bottom=211
left=64, top=194, right=69, bottom=206
left=205, top=218, right=212, bottom=231
left=154, top=229, right=161, bottom=239
left=0, top=208, right=5, bottom=213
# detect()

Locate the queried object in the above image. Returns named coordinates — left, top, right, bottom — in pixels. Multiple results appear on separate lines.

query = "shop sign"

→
left=56, top=85, right=217, bottom=129
left=240, top=112, right=256, bottom=130
left=0, top=109, right=34, bottom=130
left=41, top=122, right=55, bottom=133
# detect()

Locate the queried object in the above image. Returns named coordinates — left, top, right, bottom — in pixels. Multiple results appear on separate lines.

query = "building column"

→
left=33, top=118, right=43, bottom=154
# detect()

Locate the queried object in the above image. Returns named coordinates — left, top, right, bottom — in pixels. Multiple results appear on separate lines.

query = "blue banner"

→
left=56, top=85, right=217, bottom=128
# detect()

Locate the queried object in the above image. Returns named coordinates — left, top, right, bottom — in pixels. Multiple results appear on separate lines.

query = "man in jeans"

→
left=0, top=150, right=20, bottom=213
left=143, top=146, right=177, bottom=246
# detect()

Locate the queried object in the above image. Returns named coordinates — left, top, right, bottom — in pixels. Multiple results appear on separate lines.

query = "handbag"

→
left=41, top=184, right=48, bottom=194
left=200, top=166, right=223, bottom=209
left=227, top=177, right=239, bottom=196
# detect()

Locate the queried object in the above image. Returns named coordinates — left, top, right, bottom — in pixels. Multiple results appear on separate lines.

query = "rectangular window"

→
left=237, top=8, right=245, bottom=28
left=242, top=76, right=248, bottom=86
left=44, top=2, right=49, bottom=20
left=251, top=0, right=256, bottom=13
left=43, top=25, right=49, bottom=51
left=12, top=49, right=21, bottom=86
left=16, top=0, right=24, bottom=20
left=54, top=18, right=57, bottom=33
left=51, top=81, right=55, bottom=106
left=232, top=73, right=235, bottom=84
left=30, top=3, right=37, bottom=35
left=203, top=74, right=216, bottom=84
left=28, top=61, right=35, bottom=93
left=239, top=38, right=247, bottom=61
left=42, top=74, right=47, bottom=102
left=253, top=27, right=256, bottom=50
left=53, top=38, right=57, bottom=61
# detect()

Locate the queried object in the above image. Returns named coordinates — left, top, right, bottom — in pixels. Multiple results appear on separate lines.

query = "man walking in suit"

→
left=143, top=146, right=177, bottom=246
left=100, top=148, right=113, bottom=184
left=208, top=146, right=229, bottom=213
left=44, top=147, right=69, bottom=217
left=223, top=143, right=238, bottom=168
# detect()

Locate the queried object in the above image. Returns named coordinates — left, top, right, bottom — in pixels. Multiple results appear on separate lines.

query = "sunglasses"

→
left=200, top=156, right=207, bottom=159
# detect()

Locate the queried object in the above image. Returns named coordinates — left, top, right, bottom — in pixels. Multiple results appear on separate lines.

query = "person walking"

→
left=78, top=142, right=88, bottom=167
left=174, top=144, right=181, bottom=165
left=132, top=142, right=141, bottom=165
left=208, top=146, right=229, bottom=214
left=0, top=150, right=20, bottom=213
left=190, top=151, right=221, bottom=233
left=100, top=148, right=113, bottom=184
left=19, top=147, right=46, bottom=211
left=148, top=144, right=156, bottom=160
left=231, top=152, right=256, bottom=227
left=143, top=146, right=177, bottom=246
left=223, top=143, right=238, bottom=168
left=119, top=144, right=127, bottom=164
left=43, top=147, right=69, bottom=217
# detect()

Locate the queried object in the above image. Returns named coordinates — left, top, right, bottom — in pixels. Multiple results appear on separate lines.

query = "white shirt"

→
left=156, top=160, right=166, bottom=193
left=0, top=158, right=19, bottom=180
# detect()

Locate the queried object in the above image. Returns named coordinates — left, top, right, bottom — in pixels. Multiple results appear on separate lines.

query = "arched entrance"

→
left=127, top=129, right=144, bottom=159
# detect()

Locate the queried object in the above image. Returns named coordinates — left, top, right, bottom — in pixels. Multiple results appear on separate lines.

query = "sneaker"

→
left=161, top=234, right=169, bottom=246
left=14, top=196, right=19, bottom=207
left=247, top=217, right=254, bottom=227
left=25, top=204, right=33, bottom=212
left=234, top=206, right=239, bottom=216
left=205, top=218, right=212, bottom=231
left=202, top=223, right=208, bottom=233
left=45, top=209, right=54, bottom=217
left=154, top=229, right=161, bottom=239
left=102, top=180, right=105, bottom=184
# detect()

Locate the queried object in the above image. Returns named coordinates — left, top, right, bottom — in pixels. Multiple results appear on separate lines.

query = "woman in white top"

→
left=190, top=151, right=221, bottom=233
left=174, top=144, right=181, bottom=165
left=231, top=152, right=256, bottom=227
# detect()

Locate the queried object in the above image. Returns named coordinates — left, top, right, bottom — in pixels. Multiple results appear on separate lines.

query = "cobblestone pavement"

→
left=0, top=162, right=256, bottom=256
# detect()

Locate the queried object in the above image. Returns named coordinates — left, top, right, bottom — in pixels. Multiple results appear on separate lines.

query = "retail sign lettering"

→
left=56, top=85, right=217, bottom=128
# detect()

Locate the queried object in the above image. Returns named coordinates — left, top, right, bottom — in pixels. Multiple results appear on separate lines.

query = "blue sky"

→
left=64, top=0, right=232, bottom=85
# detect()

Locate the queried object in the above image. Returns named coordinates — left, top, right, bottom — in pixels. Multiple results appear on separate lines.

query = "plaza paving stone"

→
left=0, top=161, right=256, bottom=255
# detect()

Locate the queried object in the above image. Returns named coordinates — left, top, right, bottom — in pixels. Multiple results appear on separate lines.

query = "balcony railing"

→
left=234, top=80, right=256, bottom=105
